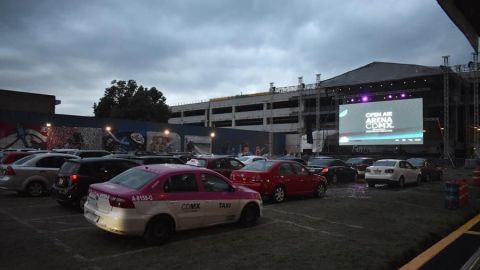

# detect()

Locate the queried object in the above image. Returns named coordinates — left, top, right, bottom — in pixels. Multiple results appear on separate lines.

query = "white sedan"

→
left=237, top=155, right=267, bottom=165
left=365, top=159, right=421, bottom=188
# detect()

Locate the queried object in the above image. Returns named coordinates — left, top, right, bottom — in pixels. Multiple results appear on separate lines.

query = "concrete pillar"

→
left=232, top=106, right=236, bottom=127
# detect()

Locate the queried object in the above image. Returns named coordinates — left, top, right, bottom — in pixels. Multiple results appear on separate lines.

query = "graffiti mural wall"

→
left=0, top=122, right=48, bottom=149
left=47, top=127, right=102, bottom=150
left=147, top=131, right=181, bottom=153
left=102, top=130, right=146, bottom=152
left=184, top=135, right=211, bottom=154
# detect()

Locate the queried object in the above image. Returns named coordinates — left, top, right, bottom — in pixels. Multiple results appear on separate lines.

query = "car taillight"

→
left=109, top=196, right=135, bottom=208
left=5, top=166, right=15, bottom=175
left=321, top=168, right=329, bottom=174
left=69, top=174, right=80, bottom=184
left=385, top=169, right=394, bottom=173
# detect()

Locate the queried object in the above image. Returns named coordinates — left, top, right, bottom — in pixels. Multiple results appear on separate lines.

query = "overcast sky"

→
left=0, top=0, right=474, bottom=116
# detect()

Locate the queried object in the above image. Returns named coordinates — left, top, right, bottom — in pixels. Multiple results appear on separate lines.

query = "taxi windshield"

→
left=109, top=168, right=158, bottom=190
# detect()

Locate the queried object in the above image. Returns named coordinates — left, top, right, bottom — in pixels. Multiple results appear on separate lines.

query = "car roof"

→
left=347, top=157, right=373, bottom=159
left=66, top=157, right=136, bottom=163
left=376, top=159, right=402, bottom=162
left=138, top=164, right=214, bottom=176
left=239, top=155, right=265, bottom=159
left=72, top=150, right=110, bottom=153
left=132, top=155, right=180, bottom=159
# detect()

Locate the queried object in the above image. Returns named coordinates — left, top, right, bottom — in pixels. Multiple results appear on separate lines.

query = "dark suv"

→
left=51, top=158, right=138, bottom=210
left=129, top=155, right=185, bottom=165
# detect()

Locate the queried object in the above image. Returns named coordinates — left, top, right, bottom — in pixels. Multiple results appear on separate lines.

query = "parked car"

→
left=230, top=160, right=327, bottom=203
left=0, top=151, right=34, bottom=164
left=51, top=158, right=139, bottom=210
left=345, top=157, right=376, bottom=177
left=186, top=157, right=244, bottom=178
left=103, top=153, right=137, bottom=160
left=307, top=158, right=358, bottom=184
left=130, top=156, right=185, bottom=165
left=0, top=153, right=79, bottom=196
left=277, top=156, right=307, bottom=165
left=365, top=159, right=421, bottom=188
left=237, top=155, right=267, bottom=165
left=84, top=164, right=262, bottom=244
left=68, top=150, right=111, bottom=158
left=406, top=158, right=443, bottom=181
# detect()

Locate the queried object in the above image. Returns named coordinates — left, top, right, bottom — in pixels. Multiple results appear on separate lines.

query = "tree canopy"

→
left=93, top=80, right=170, bottom=122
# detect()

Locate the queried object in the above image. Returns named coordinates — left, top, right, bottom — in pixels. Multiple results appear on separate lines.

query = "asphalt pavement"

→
left=1, top=168, right=479, bottom=270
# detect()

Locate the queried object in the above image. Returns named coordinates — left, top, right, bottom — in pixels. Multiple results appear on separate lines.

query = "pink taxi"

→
left=84, top=164, right=262, bottom=244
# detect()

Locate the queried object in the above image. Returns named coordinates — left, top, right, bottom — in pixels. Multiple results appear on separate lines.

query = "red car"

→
left=186, top=157, right=244, bottom=178
left=0, top=151, right=34, bottom=164
left=230, top=160, right=327, bottom=203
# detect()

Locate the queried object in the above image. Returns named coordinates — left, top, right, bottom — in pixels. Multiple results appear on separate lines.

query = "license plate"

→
left=85, top=211, right=99, bottom=223
left=374, top=170, right=381, bottom=174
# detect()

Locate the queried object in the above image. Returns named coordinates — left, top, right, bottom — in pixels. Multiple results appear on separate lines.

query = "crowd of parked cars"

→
left=0, top=147, right=444, bottom=244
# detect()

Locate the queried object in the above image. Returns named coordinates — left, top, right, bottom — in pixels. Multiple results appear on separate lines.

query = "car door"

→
left=163, top=173, right=205, bottom=230
left=291, top=163, right=314, bottom=193
left=35, top=156, right=68, bottom=185
left=278, top=163, right=297, bottom=194
left=199, top=172, right=239, bottom=225
left=405, top=161, right=418, bottom=182
left=212, top=159, right=230, bottom=178
left=330, top=160, right=346, bottom=181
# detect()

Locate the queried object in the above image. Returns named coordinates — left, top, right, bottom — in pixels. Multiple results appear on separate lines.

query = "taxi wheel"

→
left=315, top=183, right=326, bottom=198
left=144, top=216, right=174, bottom=245
left=415, top=175, right=422, bottom=186
left=272, top=185, right=285, bottom=203
left=239, top=203, right=259, bottom=227
left=398, top=177, right=405, bottom=188
left=56, top=200, right=70, bottom=207
left=26, top=181, right=45, bottom=197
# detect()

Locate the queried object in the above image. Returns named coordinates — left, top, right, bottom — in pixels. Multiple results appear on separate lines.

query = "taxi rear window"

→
left=241, top=160, right=275, bottom=171
left=109, top=168, right=158, bottom=190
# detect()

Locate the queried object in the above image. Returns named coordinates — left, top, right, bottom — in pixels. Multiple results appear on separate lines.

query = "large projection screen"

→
left=339, top=98, right=423, bottom=145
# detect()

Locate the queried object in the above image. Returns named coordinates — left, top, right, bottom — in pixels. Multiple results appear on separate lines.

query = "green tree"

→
left=93, top=80, right=170, bottom=122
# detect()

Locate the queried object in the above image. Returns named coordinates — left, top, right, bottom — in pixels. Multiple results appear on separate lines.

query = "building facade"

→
left=170, top=61, right=479, bottom=157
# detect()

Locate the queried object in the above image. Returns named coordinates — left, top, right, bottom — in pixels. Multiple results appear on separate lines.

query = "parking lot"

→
left=1, top=168, right=479, bottom=270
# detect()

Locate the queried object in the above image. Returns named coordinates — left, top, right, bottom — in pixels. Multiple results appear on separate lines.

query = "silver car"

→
left=0, top=153, right=79, bottom=196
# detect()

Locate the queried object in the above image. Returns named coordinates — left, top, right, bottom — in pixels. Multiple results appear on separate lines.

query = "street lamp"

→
left=210, top=132, right=215, bottom=154
left=46, top=123, right=52, bottom=128
left=164, top=129, right=170, bottom=136
left=105, top=126, right=112, bottom=132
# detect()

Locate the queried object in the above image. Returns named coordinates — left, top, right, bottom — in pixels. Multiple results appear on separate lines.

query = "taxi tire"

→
left=144, top=216, right=174, bottom=245
left=57, top=200, right=70, bottom=207
left=239, top=203, right=260, bottom=227
left=398, top=177, right=405, bottom=188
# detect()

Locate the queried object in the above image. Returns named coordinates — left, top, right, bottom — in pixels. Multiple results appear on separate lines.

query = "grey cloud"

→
left=0, top=0, right=474, bottom=115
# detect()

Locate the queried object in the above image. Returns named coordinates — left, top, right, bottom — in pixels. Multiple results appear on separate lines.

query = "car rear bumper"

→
left=84, top=202, right=148, bottom=236
left=232, top=182, right=271, bottom=195
left=50, top=186, right=77, bottom=202
left=0, top=176, right=21, bottom=191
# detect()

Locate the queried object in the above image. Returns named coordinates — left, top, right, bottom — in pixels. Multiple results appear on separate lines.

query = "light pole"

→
left=210, top=132, right=215, bottom=154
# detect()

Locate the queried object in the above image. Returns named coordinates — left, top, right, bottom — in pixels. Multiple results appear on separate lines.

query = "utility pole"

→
left=269, top=82, right=275, bottom=157
left=315, top=74, right=321, bottom=153
left=442, top=55, right=450, bottom=159
left=473, top=53, right=479, bottom=157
